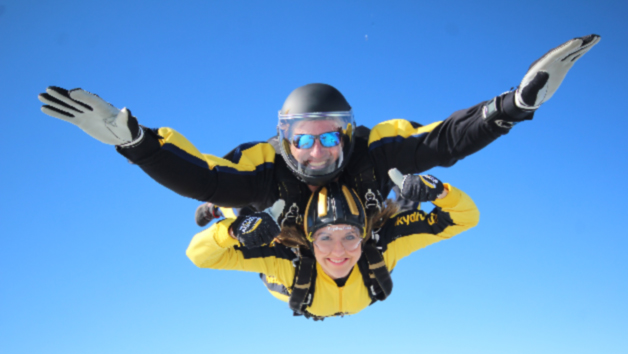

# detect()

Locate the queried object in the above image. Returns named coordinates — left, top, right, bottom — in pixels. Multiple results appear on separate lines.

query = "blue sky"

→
left=1, top=1, right=627, bottom=353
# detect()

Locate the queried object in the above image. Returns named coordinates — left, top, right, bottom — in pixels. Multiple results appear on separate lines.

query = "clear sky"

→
left=1, top=1, right=627, bottom=353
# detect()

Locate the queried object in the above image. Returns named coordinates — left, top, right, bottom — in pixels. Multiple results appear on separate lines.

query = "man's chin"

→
left=305, top=160, right=333, bottom=171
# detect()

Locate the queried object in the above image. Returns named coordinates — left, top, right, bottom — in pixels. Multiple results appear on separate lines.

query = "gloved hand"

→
left=195, top=202, right=223, bottom=227
left=388, top=168, right=444, bottom=203
left=515, top=34, right=601, bottom=110
left=38, top=86, right=143, bottom=146
left=230, top=200, right=285, bottom=248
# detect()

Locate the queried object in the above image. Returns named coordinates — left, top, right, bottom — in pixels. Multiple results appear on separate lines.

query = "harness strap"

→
left=288, top=256, right=315, bottom=314
left=362, top=242, right=393, bottom=300
left=346, top=165, right=383, bottom=217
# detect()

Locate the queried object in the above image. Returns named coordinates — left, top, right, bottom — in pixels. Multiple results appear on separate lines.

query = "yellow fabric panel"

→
left=342, top=186, right=359, bottom=215
left=318, top=187, right=328, bottom=217
left=268, top=290, right=290, bottom=303
left=201, top=142, right=276, bottom=171
left=368, top=119, right=442, bottom=145
left=432, top=185, right=480, bottom=231
left=186, top=219, right=296, bottom=284
left=157, top=127, right=276, bottom=172
left=306, top=263, right=374, bottom=317
left=383, top=185, right=479, bottom=271
left=157, top=127, right=208, bottom=162
left=219, top=207, right=237, bottom=219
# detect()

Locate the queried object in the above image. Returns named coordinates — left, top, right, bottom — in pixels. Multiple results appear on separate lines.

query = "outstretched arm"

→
left=368, top=34, right=601, bottom=176
left=379, top=171, right=480, bottom=269
left=38, top=86, right=277, bottom=207
left=116, top=127, right=277, bottom=206
left=186, top=218, right=296, bottom=284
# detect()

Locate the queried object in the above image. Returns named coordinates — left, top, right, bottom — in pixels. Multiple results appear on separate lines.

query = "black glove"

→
left=230, top=200, right=284, bottom=248
left=388, top=168, right=444, bottom=203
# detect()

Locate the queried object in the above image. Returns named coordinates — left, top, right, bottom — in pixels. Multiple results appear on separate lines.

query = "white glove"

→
left=515, top=34, right=601, bottom=110
left=38, top=86, right=143, bottom=146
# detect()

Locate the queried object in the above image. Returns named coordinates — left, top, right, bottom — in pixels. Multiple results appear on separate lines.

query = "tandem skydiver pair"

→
left=38, top=35, right=601, bottom=318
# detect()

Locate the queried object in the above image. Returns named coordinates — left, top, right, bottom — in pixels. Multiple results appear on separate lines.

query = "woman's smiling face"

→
left=312, top=224, right=362, bottom=280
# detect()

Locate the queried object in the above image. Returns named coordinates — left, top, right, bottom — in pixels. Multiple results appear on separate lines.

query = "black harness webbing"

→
left=288, top=242, right=393, bottom=319
left=361, top=242, right=393, bottom=300
left=289, top=253, right=316, bottom=314
left=272, top=128, right=394, bottom=319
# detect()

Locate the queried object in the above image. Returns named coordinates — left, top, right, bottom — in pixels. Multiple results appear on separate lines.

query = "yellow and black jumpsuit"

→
left=117, top=98, right=525, bottom=213
left=186, top=183, right=479, bottom=318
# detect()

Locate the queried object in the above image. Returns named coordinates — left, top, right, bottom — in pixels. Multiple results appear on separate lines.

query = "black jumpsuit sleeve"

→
left=367, top=91, right=533, bottom=175
left=116, top=127, right=277, bottom=207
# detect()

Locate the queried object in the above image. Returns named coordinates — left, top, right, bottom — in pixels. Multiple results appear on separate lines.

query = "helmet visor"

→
left=278, top=111, right=355, bottom=179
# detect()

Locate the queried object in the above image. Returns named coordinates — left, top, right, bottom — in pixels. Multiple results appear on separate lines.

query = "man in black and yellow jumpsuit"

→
left=38, top=35, right=600, bottom=221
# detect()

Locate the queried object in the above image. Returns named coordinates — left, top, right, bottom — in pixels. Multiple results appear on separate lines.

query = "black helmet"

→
left=277, top=83, right=355, bottom=186
left=304, top=182, right=366, bottom=242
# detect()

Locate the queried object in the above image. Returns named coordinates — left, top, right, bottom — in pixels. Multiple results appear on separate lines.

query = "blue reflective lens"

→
left=319, top=132, right=341, bottom=147
left=292, top=132, right=341, bottom=149
left=294, top=135, right=315, bottom=149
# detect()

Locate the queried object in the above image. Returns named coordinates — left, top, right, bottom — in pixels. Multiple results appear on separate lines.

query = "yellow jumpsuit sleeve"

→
left=381, top=184, right=480, bottom=270
left=186, top=219, right=296, bottom=286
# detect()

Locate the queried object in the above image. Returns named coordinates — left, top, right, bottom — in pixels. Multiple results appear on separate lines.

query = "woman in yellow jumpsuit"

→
left=186, top=170, right=479, bottom=319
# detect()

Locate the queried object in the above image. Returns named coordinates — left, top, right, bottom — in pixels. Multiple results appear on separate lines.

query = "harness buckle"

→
left=364, top=189, right=382, bottom=212
left=282, top=203, right=303, bottom=227
left=370, top=285, right=377, bottom=296
left=371, top=228, right=381, bottom=243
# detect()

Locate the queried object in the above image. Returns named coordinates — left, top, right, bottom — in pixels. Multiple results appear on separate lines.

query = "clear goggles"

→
left=278, top=111, right=354, bottom=142
left=277, top=110, right=354, bottom=177
left=312, top=225, right=363, bottom=253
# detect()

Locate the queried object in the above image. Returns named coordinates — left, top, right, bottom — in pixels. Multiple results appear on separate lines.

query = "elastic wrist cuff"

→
left=115, top=127, right=162, bottom=162
left=501, top=91, right=535, bottom=121
left=117, top=127, right=145, bottom=148
left=433, top=184, right=462, bottom=208
left=215, top=219, right=240, bottom=248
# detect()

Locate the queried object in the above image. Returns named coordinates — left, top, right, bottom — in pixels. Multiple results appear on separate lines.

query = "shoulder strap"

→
left=272, top=151, right=310, bottom=227
left=289, top=253, right=316, bottom=314
left=358, top=242, right=393, bottom=302
left=339, top=125, right=385, bottom=216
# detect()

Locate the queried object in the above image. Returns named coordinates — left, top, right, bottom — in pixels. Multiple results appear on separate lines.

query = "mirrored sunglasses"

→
left=292, top=131, right=341, bottom=150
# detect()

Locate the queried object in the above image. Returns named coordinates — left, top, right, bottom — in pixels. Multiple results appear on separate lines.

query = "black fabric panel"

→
left=118, top=133, right=279, bottom=207
left=501, top=90, right=535, bottom=121
left=237, top=243, right=297, bottom=261
left=367, top=102, right=510, bottom=192
left=413, top=103, right=505, bottom=169
left=377, top=207, right=455, bottom=253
